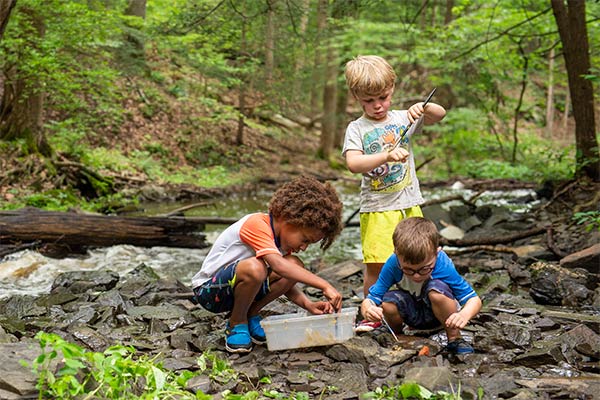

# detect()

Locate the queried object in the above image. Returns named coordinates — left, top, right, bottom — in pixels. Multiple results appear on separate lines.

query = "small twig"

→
left=440, top=226, right=546, bottom=247
left=546, top=225, right=569, bottom=258
left=537, top=180, right=578, bottom=212
left=444, top=245, right=517, bottom=256
left=163, top=201, right=213, bottom=217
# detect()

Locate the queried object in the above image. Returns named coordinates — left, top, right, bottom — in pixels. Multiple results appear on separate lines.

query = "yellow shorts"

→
left=359, top=206, right=423, bottom=264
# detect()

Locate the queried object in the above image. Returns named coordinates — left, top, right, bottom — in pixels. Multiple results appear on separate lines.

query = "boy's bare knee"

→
left=429, top=291, right=454, bottom=308
left=237, top=258, right=268, bottom=282
left=382, top=302, right=400, bottom=317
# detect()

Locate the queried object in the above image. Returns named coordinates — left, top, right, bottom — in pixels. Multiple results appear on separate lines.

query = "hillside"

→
left=0, top=68, right=342, bottom=210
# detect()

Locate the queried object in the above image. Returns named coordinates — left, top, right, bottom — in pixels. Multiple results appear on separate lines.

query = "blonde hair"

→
left=392, top=217, right=439, bottom=264
left=344, top=55, right=396, bottom=98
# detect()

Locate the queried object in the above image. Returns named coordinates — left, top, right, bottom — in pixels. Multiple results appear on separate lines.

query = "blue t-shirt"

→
left=366, top=250, right=477, bottom=306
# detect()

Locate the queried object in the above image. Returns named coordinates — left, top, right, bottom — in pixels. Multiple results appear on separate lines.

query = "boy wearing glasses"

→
left=360, top=217, right=482, bottom=354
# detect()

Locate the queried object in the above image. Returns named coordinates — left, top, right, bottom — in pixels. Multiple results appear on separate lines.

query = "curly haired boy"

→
left=191, top=176, right=344, bottom=353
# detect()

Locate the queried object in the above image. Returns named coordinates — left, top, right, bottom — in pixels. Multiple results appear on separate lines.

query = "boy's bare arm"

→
left=407, top=102, right=446, bottom=125
left=445, top=295, right=482, bottom=329
left=285, top=285, right=334, bottom=314
left=263, top=253, right=342, bottom=310
left=345, top=148, right=409, bottom=174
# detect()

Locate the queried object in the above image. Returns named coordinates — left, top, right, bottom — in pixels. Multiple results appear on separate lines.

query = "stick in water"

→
left=381, top=315, right=399, bottom=342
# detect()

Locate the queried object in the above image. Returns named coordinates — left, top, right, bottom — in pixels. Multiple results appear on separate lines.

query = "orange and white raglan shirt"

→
left=191, top=213, right=283, bottom=289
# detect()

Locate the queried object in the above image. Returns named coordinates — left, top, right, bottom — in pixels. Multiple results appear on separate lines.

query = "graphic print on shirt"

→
left=363, top=123, right=412, bottom=192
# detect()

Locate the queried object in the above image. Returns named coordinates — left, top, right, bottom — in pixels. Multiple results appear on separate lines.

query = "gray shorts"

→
left=382, top=279, right=456, bottom=329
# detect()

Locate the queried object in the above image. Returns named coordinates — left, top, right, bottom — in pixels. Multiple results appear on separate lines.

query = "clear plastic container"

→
left=260, top=307, right=358, bottom=351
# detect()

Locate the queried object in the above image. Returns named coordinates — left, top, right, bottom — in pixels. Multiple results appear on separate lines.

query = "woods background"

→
left=0, top=0, right=598, bottom=212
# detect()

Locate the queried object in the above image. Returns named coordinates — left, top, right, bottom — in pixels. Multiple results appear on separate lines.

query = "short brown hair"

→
left=392, top=217, right=439, bottom=264
left=344, top=55, right=396, bottom=98
left=269, top=176, right=343, bottom=250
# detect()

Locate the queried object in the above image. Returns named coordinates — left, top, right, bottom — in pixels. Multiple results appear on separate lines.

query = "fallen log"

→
left=0, top=208, right=208, bottom=251
left=440, top=226, right=546, bottom=247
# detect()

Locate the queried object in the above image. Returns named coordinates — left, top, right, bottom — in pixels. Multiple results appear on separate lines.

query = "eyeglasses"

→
left=397, top=258, right=434, bottom=276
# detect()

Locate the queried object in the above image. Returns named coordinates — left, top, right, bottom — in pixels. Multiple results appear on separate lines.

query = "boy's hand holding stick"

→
left=388, top=88, right=437, bottom=153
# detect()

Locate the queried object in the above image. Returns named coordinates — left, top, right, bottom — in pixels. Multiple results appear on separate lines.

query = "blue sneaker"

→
left=248, top=315, right=267, bottom=344
left=445, top=338, right=474, bottom=354
left=225, top=323, right=252, bottom=353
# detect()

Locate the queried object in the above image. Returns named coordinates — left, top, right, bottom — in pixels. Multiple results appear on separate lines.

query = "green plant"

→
left=28, top=331, right=211, bottom=399
left=23, top=190, right=80, bottom=211
left=573, top=211, right=600, bottom=232
left=197, top=351, right=238, bottom=384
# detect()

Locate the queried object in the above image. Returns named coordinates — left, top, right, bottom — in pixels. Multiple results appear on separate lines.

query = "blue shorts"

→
left=382, top=279, right=456, bottom=329
left=192, top=261, right=270, bottom=314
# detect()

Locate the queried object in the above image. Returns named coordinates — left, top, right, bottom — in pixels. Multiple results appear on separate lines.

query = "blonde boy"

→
left=342, top=55, right=446, bottom=331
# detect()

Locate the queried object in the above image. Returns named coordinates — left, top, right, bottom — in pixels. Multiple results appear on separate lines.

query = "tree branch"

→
left=450, top=6, right=552, bottom=61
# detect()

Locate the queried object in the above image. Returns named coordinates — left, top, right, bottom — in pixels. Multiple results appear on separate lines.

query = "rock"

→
left=403, top=366, right=458, bottom=393
left=326, top=336, right=415, bottom=369
left=560, top=243, right=600, bottom=273
left=439, top=225, right=464, bottom=240
left=529, top=262, right=594, bottom=307
left=0, top=342, right=46, bottom=399
left=51, top=270, right=120, bottom=294
left=186, top=374, right=212, bottom=395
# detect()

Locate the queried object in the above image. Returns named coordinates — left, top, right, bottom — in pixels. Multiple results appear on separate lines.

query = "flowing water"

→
left=0, top=181, right=539, bottom=299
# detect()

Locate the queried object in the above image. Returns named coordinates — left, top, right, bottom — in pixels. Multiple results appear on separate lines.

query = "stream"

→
left=2, top=180, right=600, bottom=399
left=0, top=181, right=540, bottom=299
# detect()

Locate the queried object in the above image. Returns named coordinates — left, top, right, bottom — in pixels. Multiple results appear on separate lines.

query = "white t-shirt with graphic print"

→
left=342, top=110, right=425, bottom=213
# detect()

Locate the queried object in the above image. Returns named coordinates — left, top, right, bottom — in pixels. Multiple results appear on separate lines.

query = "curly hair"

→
left=268, top=175, right=343, bottom=250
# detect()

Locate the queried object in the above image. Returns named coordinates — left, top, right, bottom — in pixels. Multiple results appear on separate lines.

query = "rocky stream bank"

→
left=0, top=179, right=598, bottom=399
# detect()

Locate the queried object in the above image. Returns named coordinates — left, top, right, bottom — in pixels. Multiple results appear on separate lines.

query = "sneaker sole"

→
left=251, top=337, right=267, bottom=345
left=354, top=326, right=375, bottom=333
left=225, top=343, right=253, bottom=353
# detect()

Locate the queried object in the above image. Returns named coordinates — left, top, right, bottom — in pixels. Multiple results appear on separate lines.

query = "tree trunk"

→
left=511, top=40, right=528, bottom=164
left=545, top=48, right=555, bottom=138
left=310, top=0, right=327, bottom=116
left=335, top=81, right=347, bottom=148
left=0, top=5, right=52, bottom=156
left=236, top=16, right=248, bottom=145
left=264, top=0, right=276, bottom=91
left=125, top=0, right=146, bottom=18
left=551, top=0, right=599, bottom=181
left=292, top=0, right=310, bottom=101
left=563, top=90, right=570, bottom=132
left=123, top=0, right=147, bottom=59
left=444, top=0, right=454, bottom=25
left=0, top=0, right=16, bottom=41
left=320, top=43, right=337, bottom=158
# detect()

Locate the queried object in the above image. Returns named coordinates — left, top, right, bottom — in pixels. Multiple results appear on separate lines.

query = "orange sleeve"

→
left=239, top=214, right=281, bottom=258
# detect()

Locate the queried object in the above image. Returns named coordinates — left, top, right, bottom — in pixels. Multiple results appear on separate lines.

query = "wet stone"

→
left=126, top=304, right=190, bottom=320
left=161, top=356, right=197, bottom=371
left=186, top=374, right=211, bottom=395
left=0, top=295, right=46, bottom=319
left=68, top=324, right=110, bottom=352
left=64, top=305, right=98, bottom=326
left=534, top=317, right=559, bottom=331
left=40, top=292, right=79, bottom=306
left=513, top=341, right=566, bottom=366
left=170, top=329, right=192, bottom=350
left=95, top=289, right=127, bottom=308
left=403, top=366, right=458, bottom=393
left=0, top=342, right=47, bottom=398
left=51, top=270, right=120, bottom=294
